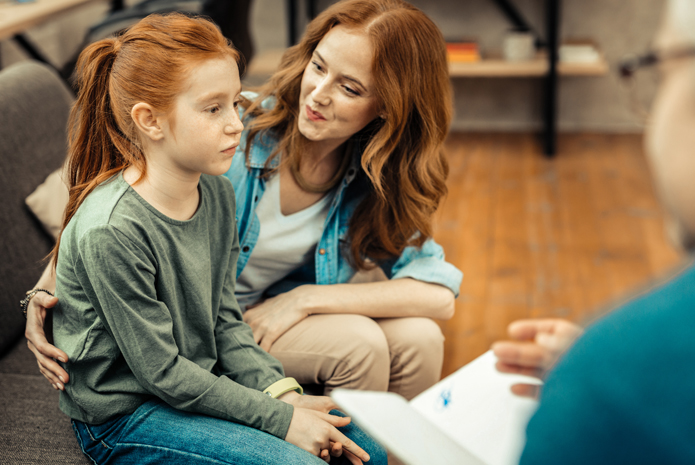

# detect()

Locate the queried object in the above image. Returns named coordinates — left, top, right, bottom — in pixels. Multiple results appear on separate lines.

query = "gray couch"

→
left=0, top=61, right=90, bottom=464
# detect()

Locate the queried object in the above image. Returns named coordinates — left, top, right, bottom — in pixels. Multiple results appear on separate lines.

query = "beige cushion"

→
left=25, top=168, right=69, bottom=239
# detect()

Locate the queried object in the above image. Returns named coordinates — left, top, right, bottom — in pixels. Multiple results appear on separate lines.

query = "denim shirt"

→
left=223, top=92, right=462, bottom=299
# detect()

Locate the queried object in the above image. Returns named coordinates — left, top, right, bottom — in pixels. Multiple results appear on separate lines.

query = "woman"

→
left=26, top=0, right=462, bottom=401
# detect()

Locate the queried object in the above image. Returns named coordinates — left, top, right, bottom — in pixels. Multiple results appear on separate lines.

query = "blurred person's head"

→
left=645, top=0, right=695, bottom=251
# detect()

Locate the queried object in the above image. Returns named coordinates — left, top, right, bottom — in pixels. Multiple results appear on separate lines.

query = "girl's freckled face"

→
left=160, top=57, right=244, bottom=177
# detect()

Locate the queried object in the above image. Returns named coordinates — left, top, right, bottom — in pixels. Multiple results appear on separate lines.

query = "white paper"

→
left=410, top=350, right=541, bottom=465
left=331, top=390, right=485, bottom=465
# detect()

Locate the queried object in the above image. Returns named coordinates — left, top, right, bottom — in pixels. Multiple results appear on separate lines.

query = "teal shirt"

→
left=54, top=173, right=294, bottom=439
left=521, top=260, right=695, bottom=464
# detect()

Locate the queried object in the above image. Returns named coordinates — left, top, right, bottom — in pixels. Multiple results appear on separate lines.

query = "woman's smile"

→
left=306, top=105, right=327, bottom=122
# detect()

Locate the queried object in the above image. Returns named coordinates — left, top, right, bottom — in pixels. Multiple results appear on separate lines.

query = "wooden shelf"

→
left=246, top=49, right=609, bottom=81
left=448, top=52, right=609, bottom=78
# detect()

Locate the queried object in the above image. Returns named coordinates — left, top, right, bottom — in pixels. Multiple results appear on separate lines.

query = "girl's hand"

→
left=285, top=407, right=368, bottom=465
left=279, top=392, right=356, bottom=462
left=243, top=287, right=313, bottom=351
left=492, top=319, right=583, bottom=398
left=320, top=441, right=355, bottom=463
left=25, top=292, right=69, bottom=391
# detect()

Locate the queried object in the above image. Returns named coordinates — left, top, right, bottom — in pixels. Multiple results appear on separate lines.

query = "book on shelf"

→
left=446, top=40, right=481, bottom=63
left=559, top=40, right=601, bottom=64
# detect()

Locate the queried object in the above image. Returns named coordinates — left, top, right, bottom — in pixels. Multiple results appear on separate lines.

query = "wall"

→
left=417, top=0, right=663, bottom=132
left=1, top=0, right=665, bottom=132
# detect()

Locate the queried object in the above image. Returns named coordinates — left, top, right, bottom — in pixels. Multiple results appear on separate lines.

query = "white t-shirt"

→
left=235, top=174, right=332, bottom=311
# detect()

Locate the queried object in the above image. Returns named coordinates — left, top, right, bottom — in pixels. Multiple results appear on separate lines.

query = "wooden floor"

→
left=433, top=133, right=683, bottom=378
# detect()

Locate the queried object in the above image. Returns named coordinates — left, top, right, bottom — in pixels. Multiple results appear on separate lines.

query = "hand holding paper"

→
left=332, top=350, right=543, bottom=465
left=492, top=319, right=583, bottom=398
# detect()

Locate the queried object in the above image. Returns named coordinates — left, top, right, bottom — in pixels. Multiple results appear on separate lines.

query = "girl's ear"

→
left=131, top=103, right=165, bottom=141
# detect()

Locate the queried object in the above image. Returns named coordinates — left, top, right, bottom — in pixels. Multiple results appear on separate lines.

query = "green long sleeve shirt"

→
left=53, top=172, right=293, bottom=439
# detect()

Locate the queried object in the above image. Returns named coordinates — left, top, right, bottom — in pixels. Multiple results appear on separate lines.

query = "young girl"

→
left=52, top=13, right=383, bottom=465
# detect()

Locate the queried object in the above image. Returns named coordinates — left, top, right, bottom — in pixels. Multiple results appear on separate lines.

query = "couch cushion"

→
left=0, top=336, right=41, bottom=376
left=0, top=374, right=90, bottom=464
left=0, top=340, right=89, bottom=464
left=25, top=168, right=69, bottom=239
left=0, top=61, right=73, bottom=355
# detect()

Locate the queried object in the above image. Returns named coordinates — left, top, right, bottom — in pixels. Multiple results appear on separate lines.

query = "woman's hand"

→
left=25, top=292, right=69, bottom=391
left=279, top=391, right=340, bottom=414
left=492, top=319, right=583, bottom=398
left=285, top=407, right=369, bottom=465
left=243, top=287, right=312, bottom=351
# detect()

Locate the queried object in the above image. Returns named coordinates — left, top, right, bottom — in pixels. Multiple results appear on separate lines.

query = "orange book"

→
left=446, top=41, right=481, bottom=63
left=447, top=43, right=478, bottom=51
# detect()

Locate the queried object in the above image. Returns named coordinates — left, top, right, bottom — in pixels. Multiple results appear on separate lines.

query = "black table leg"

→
left=13, top=33, right=52, bottom=65
left=110, top=0, right=124, bottom=13
left=286, top=0, right=298, bottom=46
left=285, top=0, right=319, bottom=46
left=543, top=0, right=560, bottom=157
left=306, top=0, right=317, bottom=21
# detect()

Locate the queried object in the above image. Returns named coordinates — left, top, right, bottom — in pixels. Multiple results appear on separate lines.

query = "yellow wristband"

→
left=263, top=377, right=303, bottom=399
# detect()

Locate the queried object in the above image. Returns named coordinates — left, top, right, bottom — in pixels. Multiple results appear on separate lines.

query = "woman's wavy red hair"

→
left=51, top=13, right=239, bottom=266
left=243, top=0, right=452, bottom=269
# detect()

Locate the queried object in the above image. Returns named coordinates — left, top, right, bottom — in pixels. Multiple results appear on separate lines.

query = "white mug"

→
left=503, top=30, right=535, bottom=61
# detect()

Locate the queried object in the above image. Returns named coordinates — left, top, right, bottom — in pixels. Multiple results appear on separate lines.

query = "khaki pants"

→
left=268, top=314, right=444, bottom=401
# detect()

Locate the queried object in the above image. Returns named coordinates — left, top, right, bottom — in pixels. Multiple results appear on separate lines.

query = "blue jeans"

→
left=71, top=399, right=387, bottom=465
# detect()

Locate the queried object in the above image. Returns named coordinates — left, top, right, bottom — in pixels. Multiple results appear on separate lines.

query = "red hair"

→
left=51, top=13, right=239, bottom=266
left=243, top=0, right=451, bottom=269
